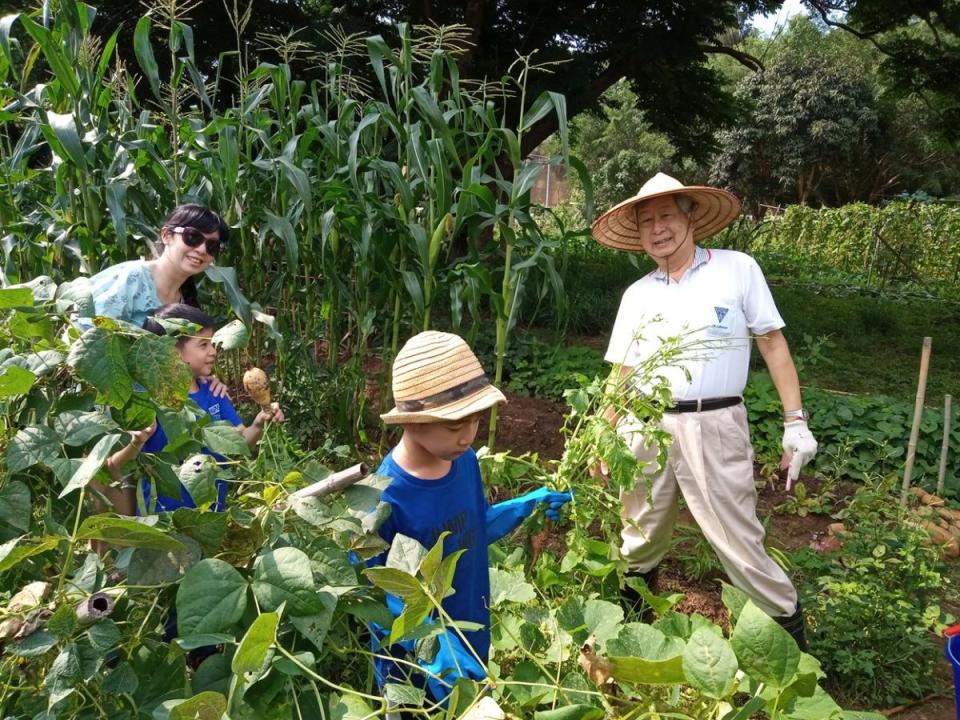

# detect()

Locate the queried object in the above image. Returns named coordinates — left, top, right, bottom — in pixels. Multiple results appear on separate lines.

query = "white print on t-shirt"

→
left=207, top=403, right=221, bottom=420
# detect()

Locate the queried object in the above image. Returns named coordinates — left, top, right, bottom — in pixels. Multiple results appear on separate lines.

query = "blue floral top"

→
left=88, top=260, right=162, bottom=326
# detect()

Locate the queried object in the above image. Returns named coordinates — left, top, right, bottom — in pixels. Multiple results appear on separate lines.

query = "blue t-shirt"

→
left=140, top=382, right=244, bottom=513
left=372, top=448, right=492, bottom=686
left=88, top=260, right=162, bottom=327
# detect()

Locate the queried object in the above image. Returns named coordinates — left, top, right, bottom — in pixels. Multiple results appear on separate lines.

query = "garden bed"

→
left=487, top=391, right=959, bottom=719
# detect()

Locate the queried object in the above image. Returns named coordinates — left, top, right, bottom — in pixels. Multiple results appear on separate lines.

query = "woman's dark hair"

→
left=143, top=303, right=219, bottom=346
left=158, top=204, right=229, bottom=308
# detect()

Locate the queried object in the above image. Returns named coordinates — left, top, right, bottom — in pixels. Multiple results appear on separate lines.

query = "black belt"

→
left=665, top=396, right=742, bottom=413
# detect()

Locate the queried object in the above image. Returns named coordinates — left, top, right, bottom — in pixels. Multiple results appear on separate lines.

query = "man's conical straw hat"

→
left=591, top=172, right=742, bottom=252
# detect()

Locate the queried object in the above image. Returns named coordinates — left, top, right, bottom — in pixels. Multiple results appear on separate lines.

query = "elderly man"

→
left=592, top=173, right=817, bottom=649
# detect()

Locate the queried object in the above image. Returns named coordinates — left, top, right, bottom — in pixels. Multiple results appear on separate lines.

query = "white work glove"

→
left=781, top=420, right=818, bottom=491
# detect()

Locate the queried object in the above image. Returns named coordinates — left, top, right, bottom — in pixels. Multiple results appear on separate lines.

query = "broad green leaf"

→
left=720, top=696, right=766, bottom=720
left=176, top=558, right=248, bottom=635
left=624, top=575, right=683, bottom=616
left=22, top=350, right=64, bottom=377
left=54, top=409, right=119, bottom=446
left=172, top=507, right=228, bottom=556
left=418, top=531, right=447, bottom=584
left=557, top=597, right=623, bottom=650
left=265, top=209, right=299, bottom=272
left=781, top=684, right=845, bottom=720
left=174, top=633, right=235, bottom=650
left=252, top=547, right=323, bottom=615
left=127, top=535, right=201, bottom=586
left=489, top=567, right=536, bottom=608
left=721, top=582, right=750, bottom=623
left=8, top=630, right=58, bottom=657
left=102, top=662, right=139, bottom=695
left=0, top=287, right=33, bottom=308
left=67, top=327, right=134, bottom=407
left=45, top=643, right=81, bottom=705
left=201, top=423, right=250, bottom=457
left=389, top=591, right=432, bottom=644
left=291, top=592, right=337, bottom=653
left=232, top=612, right=279, bottom=674
left=7, top=424, right=60, bottom=472
left=178, top=454, right=219, bottom=508
left=0, top=535, right=58, bottom=572
left=76, top=515, right=184, bottom=550
left=0, top=480, right=31, bottom=531
left=582, top=600, right=624, bottom=650
left=0, top=365, right=35, bottom=397
left=385, top=533, right=428, bottom=575
left=607, top=623, right=685, bottom=660
left=59, top=433, right=121, bottom=497
left=273, top=649, right=315, bottom=676
left=330, top=692, right=374, bottom=720
left=55, top=277, right=94, bottom=316
left=45, top=111, right=87, bottom=169
left=211, top=319, right=249, bottom=350
left=87, top=620, right=122, bottom=652
left=115, top=392, right=157, bottom=432
left=534, top=706, right=604, bottom=720
left=730, top=601, right=801, bottom=689
left=204, top=265, right=251, bottom=326
left=128, top=335, right=192, bottom=408
left=384, top=683, right=425, bottom=709
left=607, top=653, right=686, bottom=685
left=168, top=691, right=227, bottom=720
left=133, top=15, right=161, bottom=99
left=365, top=566, right=421, bottom=598
left=682, top=628, right=738, bottom=699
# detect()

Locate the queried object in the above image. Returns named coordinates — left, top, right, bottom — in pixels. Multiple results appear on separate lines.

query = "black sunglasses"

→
left=168, top=225, right=223, bottom=257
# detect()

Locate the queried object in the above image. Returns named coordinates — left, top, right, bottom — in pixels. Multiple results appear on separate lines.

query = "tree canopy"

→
left=78, top=0, right=781, bottom=161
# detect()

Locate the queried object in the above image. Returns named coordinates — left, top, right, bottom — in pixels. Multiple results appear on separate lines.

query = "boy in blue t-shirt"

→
left=101, top=304, right=283, bottom=514
left=371, top=331, right=572, bottom=707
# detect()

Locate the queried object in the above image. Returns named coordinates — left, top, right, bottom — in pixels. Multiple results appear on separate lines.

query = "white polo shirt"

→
left=604, top=247, right=784, bottom=401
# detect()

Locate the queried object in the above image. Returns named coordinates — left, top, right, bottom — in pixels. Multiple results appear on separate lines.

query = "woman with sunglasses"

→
left=87, top=204, right=228, bottom=326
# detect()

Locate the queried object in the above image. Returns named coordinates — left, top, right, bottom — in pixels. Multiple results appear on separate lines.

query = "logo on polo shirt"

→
left=707, top=304, right=734, bottom=337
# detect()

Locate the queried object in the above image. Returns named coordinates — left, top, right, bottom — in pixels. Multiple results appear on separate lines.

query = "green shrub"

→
left=790, top=481, right=947, bottom=706
left=745, top=371, right=960, bottom=491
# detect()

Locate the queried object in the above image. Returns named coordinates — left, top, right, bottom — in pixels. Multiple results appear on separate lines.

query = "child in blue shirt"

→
left=371, top=331, right=572, bottom=708
left=101, top=304, right=283, bottom=514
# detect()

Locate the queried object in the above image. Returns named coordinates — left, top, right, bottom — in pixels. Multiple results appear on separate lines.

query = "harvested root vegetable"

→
left=827, top=522, right=848, bottom=538
left=243, top=368, right=272, bottom=410
left=923, top=521, right=953, bottom=546
left=911, top=487, right=945, bottom=506
left=578, top=635, right=613, bottom=687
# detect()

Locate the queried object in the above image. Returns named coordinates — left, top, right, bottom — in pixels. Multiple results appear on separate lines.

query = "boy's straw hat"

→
left=381, top=331, right=506, bottom=424
left=591, top=172, right=742, bottom=252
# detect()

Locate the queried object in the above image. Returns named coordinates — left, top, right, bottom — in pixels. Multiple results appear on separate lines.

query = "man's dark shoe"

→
left=773, top=604, right=808, bottom=652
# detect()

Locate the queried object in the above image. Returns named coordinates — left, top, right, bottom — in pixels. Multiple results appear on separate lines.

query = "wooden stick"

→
left=901, top=337, right=933, bottom=506
left=290, top=462, right=370, bottom=499
left=937, top=394, right=953, bottom=496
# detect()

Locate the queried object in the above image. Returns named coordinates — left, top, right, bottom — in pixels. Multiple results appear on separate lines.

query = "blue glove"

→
left=486, top=486, right=574, bottom=541
left=422, top=629, right=487, bottom=702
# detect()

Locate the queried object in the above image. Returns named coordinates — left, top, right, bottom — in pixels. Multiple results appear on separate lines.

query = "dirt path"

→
left=487, top=391, right=958, bottom=720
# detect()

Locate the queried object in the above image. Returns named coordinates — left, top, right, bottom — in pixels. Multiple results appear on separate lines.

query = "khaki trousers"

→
left=619, top=402, right=798, bottom=617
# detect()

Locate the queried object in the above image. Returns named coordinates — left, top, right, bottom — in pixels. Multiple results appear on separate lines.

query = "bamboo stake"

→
left=900, top=337, right=933, bottom=506
left=937, top=394, right=953, bottom=496
left=289, top=462, right=369, bottom=499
